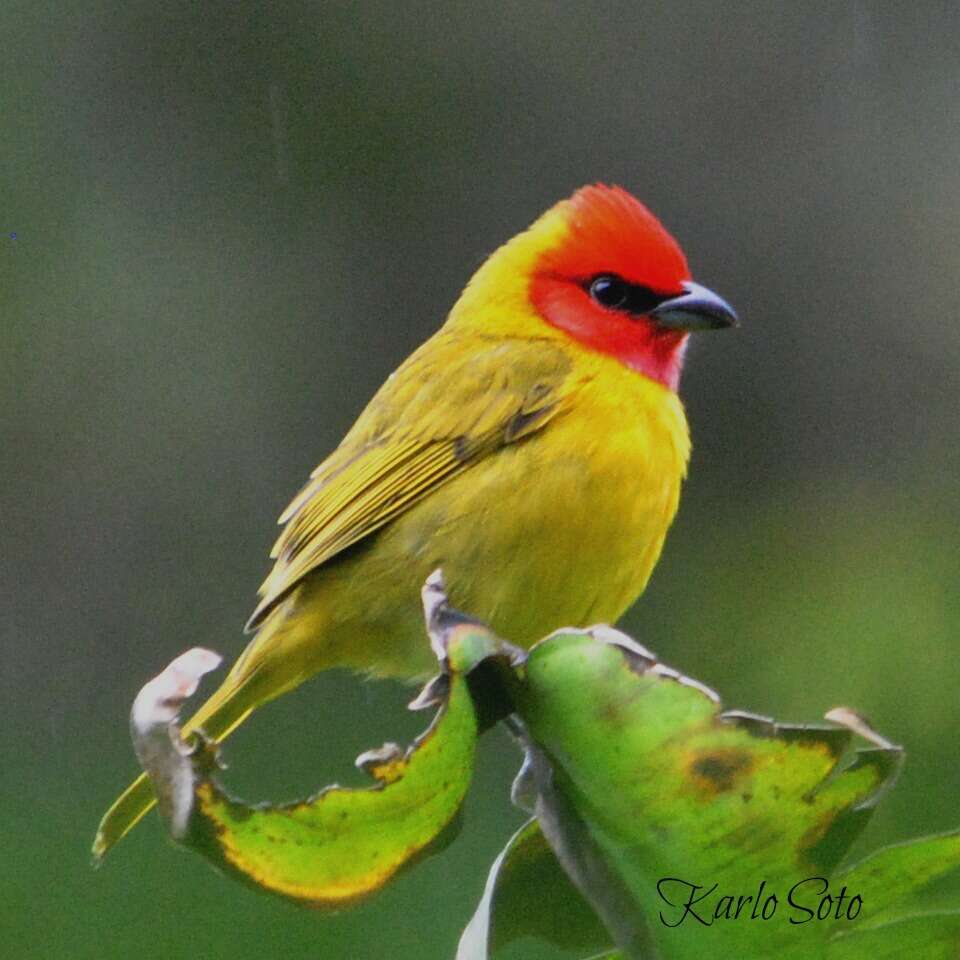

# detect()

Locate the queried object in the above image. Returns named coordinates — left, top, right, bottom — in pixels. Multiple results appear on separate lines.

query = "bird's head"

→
left=450, top=184, right=736, bottom=392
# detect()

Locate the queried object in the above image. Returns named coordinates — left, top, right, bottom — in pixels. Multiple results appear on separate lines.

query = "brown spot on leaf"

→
left=688, top=749, right=753, bottom=795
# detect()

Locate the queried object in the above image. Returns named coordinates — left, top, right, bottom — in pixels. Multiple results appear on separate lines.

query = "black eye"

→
left=589, top=275, right=629, bottom=309
left=586, top=274, right=670, bottom=316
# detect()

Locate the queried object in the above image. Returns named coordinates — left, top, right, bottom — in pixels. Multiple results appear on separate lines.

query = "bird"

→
left=93, top=183, right=736, bottom=860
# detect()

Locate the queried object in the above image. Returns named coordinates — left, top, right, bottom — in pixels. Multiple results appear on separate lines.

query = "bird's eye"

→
left=589, top=275, right=629, bottom=309
left=586, top=274, right=671, bottom=317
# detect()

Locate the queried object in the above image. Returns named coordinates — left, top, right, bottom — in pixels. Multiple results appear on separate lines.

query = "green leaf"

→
left=826, top=911, right=960, bottom=958
left=126, top=574, right=508, bottom=908
left=512, top=627, right=904, bottom=958
left=184, top=662, right=477, bottom=907
left=833, top=832, right=960, bottom=926
left=456, top=819, right=613, bottom=960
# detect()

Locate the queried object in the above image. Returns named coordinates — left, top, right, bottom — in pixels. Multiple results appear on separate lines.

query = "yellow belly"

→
left=266, top=360, right=690, bottom=682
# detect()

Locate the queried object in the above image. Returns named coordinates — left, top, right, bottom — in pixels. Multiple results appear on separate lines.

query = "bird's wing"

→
left=246, top=333, right=578, bottom=629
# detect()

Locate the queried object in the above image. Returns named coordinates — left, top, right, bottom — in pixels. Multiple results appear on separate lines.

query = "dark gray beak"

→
left=650, top=281, right=738, bottom=331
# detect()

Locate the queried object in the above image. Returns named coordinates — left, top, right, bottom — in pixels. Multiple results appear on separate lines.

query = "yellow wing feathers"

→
left=246, top=334, right=577, bottom=630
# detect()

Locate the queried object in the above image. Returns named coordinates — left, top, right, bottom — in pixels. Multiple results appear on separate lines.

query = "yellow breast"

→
left=273, top=346, right=691, bottom=681
left=431, top=350, right=690, bottom=639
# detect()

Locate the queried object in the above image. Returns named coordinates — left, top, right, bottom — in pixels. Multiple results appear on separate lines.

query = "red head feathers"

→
left=548, top=184, right=690, bottom=292
left=530, top=184, right=732, bottom=392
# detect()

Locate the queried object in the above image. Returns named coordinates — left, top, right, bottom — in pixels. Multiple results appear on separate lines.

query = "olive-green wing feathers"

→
left=246, top=334, right=578, bottom=629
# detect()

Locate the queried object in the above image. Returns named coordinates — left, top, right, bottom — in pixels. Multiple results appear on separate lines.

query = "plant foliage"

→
left=99, top=573, right=960, bottom=959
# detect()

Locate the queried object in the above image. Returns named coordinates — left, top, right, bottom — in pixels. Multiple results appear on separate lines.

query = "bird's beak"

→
left=650, top=281, right=738, bottom=331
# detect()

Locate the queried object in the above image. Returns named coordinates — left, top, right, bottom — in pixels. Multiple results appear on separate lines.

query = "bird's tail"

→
left=91, top=660, right=267, bottom=863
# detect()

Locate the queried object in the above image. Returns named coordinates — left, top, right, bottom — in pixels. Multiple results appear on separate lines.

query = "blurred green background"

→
left=3, top=1, right=959, bottom=957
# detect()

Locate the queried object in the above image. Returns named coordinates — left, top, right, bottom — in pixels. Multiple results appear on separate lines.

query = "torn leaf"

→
left=184, top=667, right=477, bottom=907
left=511, top=627, right=906, bottom=958
left=129, top=647, right=223, bottom=840
left=131, top=633, right=488, bottom=908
